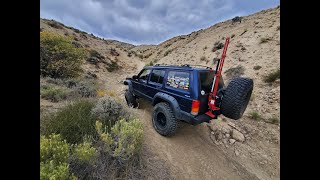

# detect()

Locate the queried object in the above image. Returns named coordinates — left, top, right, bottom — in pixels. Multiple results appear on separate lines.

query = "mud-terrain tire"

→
left=125, top=90, right=138, bottom=108
left=152, top=102, right=178, bottom=136
left=221, top=77, right=253, bottom=120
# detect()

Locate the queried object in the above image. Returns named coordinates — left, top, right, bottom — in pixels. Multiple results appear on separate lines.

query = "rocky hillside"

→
left=40, top=5, right=280, bottom=179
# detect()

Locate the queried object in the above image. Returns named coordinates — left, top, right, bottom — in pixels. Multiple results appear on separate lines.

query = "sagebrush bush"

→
left=253, top=65, right=262, bottom=70
left=40, top=31, right=87, bottom=78
left=73, top=80, right=98, bottom=98
left=212, top=41, right=224, bottom=52
left=41, top=99, right=97, bottom=144
left=225, top=65, right=245, bottom=78
left=88, top=49, right=104, bottom=60
left=106, top=61, right=120, bottom=72
left=263, top=69, right=280, bottom=83
left=41, top=86, right=69, bottom=102
left=48, top=21, right=63, bottom=29
left=45, top=77, right=64, bottom=86
left=111, top=119, right=144, bottom=159
left=91, top=96, right=134, bottom=129
left=96, top=119, right=143, bottom=159
left=146, top=61, right=154, bottom=66
left=164, top=49, right=172, bottom=56
left=260, top=37, right=271, bottom=44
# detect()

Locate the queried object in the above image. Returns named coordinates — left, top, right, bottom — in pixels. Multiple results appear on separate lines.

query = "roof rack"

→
left=152, top=63, right=211, bottom=69
left=181, top=64, right=212, bottom=69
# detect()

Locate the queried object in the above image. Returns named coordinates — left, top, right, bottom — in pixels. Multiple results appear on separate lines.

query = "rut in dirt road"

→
left=137, top=100, right=259, bottom=180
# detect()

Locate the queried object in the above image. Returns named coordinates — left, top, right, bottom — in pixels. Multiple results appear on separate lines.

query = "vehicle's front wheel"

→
left=152, top=102, right=177, bottom=136
left=125, top=90, right=138, bottom=108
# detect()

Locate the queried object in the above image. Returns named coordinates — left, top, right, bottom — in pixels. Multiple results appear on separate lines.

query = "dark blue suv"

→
left=124, top=64, right=253, bottom=136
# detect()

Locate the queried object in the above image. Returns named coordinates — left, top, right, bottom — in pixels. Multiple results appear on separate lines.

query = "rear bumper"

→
left=180, top=111, right=216, bottom=125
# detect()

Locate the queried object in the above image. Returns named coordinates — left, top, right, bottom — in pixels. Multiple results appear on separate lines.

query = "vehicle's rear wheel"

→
left=125, top=90, right=138, bottom=108
left=152, top=102, right=177, bottom=136
left=220, top=77, right=253, bottom=120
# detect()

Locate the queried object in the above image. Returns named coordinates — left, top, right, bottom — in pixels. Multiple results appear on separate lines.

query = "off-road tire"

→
left=152, top=102, right=177, bottom=136
left=125, top=90, right=138, bottom=108
left=221, top=77, right=253, bottom=120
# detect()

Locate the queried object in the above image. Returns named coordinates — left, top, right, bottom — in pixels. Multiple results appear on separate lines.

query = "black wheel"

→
left=125, top=90, right=138, bottom=108
left=220, top=77, right=253, bottom=120
left=152, top=102, right=177, bottom=136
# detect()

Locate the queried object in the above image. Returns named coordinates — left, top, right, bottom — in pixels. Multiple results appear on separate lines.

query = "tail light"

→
left=191, top=100, right=200, bottom=115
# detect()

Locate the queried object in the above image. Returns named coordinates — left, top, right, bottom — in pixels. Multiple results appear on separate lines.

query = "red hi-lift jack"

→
left=205, top=37, right=230, bottom=118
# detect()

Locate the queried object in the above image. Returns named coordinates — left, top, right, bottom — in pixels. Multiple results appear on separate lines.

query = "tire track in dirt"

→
left=137, top=99, right=259, bottom=180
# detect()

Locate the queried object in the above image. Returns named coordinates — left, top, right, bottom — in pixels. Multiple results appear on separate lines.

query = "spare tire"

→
left=220, top=77, right=253, bottom=120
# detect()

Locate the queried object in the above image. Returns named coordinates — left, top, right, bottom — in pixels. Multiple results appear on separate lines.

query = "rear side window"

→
left=199, top=71, right=214, bottom=94
left=166, top=71, right=190, bottom=91
left=150, top=70, right=166, bottom=84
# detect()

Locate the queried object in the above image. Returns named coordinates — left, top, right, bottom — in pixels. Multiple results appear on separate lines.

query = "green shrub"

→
left=200, top=56, right=207, bottom=61
left=266, top=116, right=280, bottom=124
left=40, top=134, right=70, bottom=164
left=40, top=161, right=73, bottom=180
left=40, top=31, right=87, bottom=78
left=263, top=69, right=280, bottom=83
left=212, top=42, right=224, bottom=52
left=96, top=119, right=143, bottom=159
left=203, top=46, right=207, bottom=50
left=45, top=77, right=65, bottom=86
left=106, top=61, right=120, bottom=72
left=225, top=65, right=245, bottom=78
left=164, top=49, right=172, bottom=56
left=137, top=54, right=143, bottom=59
left=112, top=119, right=144, bottom=159
left=47, top=21, right=63, bottom=29
left=146, top=61, right=154, bottom=66
left=89, top=49, right=104, bottom=60
left=260, top=37, right=271, bottom=44
left=73, top=140, right=98, bottom=161
left=249, top=111, right=261, bottom=120
left=144, top=53, right=152, bottom=59
left=276, top=26, right=280, bottom=31
left=41, top=86, right=69, bottom=102
left=41, top=99, right=97, bottom=144
left=253, top=65, right=262, bottom=70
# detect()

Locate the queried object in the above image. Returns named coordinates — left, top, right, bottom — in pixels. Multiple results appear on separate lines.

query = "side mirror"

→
left=132, top=75, right=138, bottom=79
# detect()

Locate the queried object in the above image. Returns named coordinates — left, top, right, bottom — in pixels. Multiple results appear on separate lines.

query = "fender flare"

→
left=152, top=92, right=181, bottom=119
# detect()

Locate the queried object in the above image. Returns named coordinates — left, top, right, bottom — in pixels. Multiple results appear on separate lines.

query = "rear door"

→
left=198, top=70, right=225, bottom=114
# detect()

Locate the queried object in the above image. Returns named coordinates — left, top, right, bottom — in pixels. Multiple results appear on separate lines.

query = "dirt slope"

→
left=41, top=5, right=280, bottom=180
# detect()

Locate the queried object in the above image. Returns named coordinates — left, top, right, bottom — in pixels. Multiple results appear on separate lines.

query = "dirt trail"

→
left=137, top=100, right=259, bottom=180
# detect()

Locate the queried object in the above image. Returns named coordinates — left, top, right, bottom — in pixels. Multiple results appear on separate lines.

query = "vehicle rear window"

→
left=166, top=71, right=190, bottom=91
left=199, top=71, right=214, bottom=94
left=150, top=70, right=165, bottom=84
